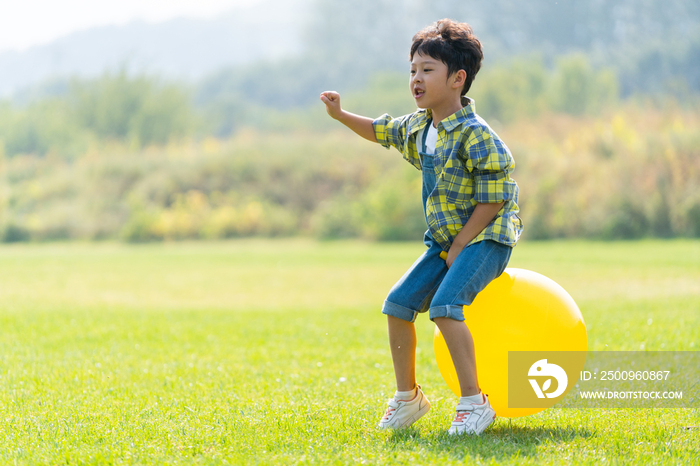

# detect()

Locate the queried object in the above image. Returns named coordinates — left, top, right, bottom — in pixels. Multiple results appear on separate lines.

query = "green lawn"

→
left=0, top=239, right=698, bottom=465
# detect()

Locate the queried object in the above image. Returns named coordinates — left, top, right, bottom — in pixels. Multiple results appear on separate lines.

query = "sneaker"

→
left=448, top=394, right=496, bottom=435
left=377, top=385, right=431, bottom=429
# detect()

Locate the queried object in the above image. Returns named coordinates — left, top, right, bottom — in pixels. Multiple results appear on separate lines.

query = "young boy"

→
left=320, top=19, right=522, bottom=435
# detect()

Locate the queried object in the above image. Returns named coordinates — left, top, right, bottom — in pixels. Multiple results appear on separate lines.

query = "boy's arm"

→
left=320, top=91, right=377, bottom=143
left=445, top=202, right=505, bottom=268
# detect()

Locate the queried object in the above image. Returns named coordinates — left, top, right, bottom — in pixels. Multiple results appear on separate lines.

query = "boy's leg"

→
left=379, top=316, right=431, bottom=429
left=433, top=316, right=479, bottom=396
left=429, top=240, right=512, bottom=377
left=429, top=240, right=512, bottom=434
left=378, top=237, right=446, bottom=429
left=382, top=236, right=448, bottom=379
left=387, top=315, right=417, bottom=392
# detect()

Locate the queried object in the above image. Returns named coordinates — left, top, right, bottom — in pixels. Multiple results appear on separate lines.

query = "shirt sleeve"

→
left=464, top=128, right=518, bottom=204
left=373, top=113, right=410, bottom=152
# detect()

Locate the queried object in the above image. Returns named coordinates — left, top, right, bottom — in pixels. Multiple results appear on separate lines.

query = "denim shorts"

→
left=382, top=237, right=512, bottom=322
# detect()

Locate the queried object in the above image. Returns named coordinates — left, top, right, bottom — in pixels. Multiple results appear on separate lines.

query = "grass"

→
left=0, top=239, right=698, bottom=465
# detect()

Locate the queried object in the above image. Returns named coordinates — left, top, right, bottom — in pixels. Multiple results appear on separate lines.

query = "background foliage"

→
left=0, top=0, right=698, bottom=242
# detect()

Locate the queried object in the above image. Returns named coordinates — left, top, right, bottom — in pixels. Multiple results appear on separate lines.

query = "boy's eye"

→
left=424, top=69, right=432, bottom=72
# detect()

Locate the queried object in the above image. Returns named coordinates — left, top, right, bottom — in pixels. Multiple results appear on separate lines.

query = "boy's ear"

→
left=452, top=70, right=467, bottom=89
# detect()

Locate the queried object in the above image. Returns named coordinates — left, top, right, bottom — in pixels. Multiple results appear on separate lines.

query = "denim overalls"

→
left=381, top=120, right=512, bottom=323
left=419, top=120, right=438, bottom=245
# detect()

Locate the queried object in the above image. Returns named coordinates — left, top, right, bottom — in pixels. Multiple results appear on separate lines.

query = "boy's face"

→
left=410, top=52, right=459, bottom=111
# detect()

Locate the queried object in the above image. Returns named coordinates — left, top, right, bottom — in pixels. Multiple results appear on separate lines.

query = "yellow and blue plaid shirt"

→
left=373, top=98, right=523, bottom=251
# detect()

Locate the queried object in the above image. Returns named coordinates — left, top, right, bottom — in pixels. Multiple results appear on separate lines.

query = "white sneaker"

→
left=448, top=394, right=496, bottom=435
left=377, top=385, right=431, bottom=429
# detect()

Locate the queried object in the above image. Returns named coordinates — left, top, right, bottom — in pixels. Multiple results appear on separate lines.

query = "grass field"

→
left=0, top=239, right=698, bottom=465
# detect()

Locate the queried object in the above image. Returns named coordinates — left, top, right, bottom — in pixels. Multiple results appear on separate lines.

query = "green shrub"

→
left=1, top=223, right=30, bottom=242
left=685, top=202, right=700, bottom=237
left=120, top=210, right=161, bottom=243
left=353, top=170, right=425, bottom=241
left=549, top=55, right=619, bottom=115
left=310, top=195, right=362, bottom=240
left=602, top=200, right=649, bottom=240
left=0, top=91, right=698, bottom=243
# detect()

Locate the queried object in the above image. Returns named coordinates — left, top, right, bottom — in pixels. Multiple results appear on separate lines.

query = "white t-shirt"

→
left=418, top=123, right=438, bottom=155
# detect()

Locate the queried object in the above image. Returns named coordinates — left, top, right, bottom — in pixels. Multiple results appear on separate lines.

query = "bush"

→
left=1, top=86, right=698, bottom=243
left=353, top=169, right=425, bottom=241
left=1, top=223, right=30, bottom=242
left=72, top=71, right=195, bottom=146
left=549, top=55, right=619, bottom=115
left=310, top=195, right=362, bottom=240
left=472, top=53, right=618, bottom=123
left=120, top=210, right=161, bottom=242
left=685, top=202, right=700, bottom=237
left=601, top=200, right=649, bottom=240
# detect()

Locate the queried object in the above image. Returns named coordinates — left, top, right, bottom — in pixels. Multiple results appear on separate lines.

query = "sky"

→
left=0, top=0, right=261, bottom=53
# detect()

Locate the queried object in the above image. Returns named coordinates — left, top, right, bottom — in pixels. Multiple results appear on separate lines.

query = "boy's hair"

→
left=410, top=19, right=483, bottom=95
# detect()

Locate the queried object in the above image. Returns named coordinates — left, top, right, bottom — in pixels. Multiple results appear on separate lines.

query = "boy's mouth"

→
left=413, top=89, right=425, bottom=99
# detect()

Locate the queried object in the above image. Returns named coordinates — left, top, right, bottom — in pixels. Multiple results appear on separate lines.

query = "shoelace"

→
left=382, top=399, right=400, bottom=420
left=453, top=404, right=476, bottom=424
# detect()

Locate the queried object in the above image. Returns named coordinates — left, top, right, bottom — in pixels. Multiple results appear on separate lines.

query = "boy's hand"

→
left=320, top=91, right=343, bottom=120
left=442, top=202, right=505, bottom=268
left=445, top=242, right=465, bottom=268
left=319, top=91, right=378, bottom=143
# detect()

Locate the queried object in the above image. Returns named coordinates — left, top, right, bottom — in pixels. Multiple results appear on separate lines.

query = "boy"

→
left=320, top=19, right=522, bottom=435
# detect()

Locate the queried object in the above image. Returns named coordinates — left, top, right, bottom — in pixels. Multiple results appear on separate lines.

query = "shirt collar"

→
left=408, top=97, right=476, bottom=136
left=440, top=96, right=475, bottom=132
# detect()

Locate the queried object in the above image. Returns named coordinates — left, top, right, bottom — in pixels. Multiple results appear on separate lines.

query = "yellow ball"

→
left=434, top=268, right=587, bottom=418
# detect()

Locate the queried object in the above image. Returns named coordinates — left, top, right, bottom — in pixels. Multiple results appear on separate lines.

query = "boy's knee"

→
left=432, top=316, right=453, bottom=327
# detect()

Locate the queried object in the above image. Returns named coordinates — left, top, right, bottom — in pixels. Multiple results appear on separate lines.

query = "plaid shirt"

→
left=373, top=98, right=522, bottom=250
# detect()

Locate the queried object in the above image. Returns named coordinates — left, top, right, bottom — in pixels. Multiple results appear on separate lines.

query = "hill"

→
left=0, top=0, right=308, bottom=97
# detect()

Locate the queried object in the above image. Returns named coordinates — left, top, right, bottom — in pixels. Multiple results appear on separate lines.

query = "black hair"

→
left=410, top=19, right=483, bottom=95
